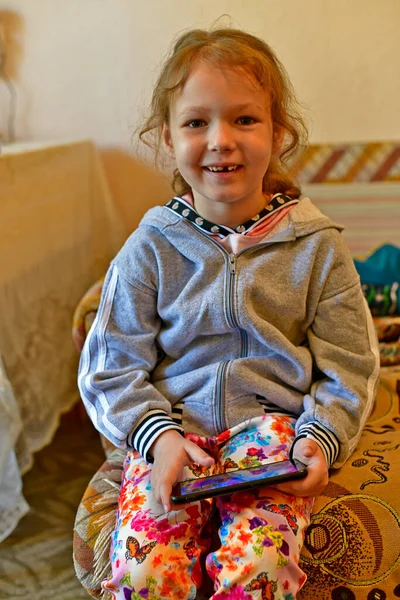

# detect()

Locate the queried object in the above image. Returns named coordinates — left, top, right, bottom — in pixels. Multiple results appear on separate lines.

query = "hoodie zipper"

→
left=227, top=253, right=248, bottom=358
left=185, top=224, right=251, bottom=432
left=215, top=253, right=249, bottom=431
left=185, top=223, right=251, bottom=352
left=172, top=211, right=301, bottom=433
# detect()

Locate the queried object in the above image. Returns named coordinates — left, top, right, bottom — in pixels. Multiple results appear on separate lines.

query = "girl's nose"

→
left=208, top=123, right=235, bottom=153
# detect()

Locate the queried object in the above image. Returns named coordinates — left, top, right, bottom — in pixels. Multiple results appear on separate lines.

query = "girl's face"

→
left=163, top=62, right=282, bottom=225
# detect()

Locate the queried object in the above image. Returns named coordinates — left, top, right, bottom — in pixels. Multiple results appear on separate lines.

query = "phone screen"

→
left=171, top=459, right=307, bottom=503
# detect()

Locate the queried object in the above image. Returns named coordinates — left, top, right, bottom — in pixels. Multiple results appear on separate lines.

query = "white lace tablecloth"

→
left=0, top=140, right=123, bottom=541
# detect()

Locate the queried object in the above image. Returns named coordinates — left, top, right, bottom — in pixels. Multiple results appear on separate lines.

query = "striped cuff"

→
left=128, top=409, right=184, bottom=462
left=290, top=422, right=340, bottom=467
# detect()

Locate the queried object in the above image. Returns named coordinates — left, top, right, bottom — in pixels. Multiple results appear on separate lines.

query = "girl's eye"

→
left=237, top=116, right=256, bottom=125
left=187, top=119, right=206, bottom=128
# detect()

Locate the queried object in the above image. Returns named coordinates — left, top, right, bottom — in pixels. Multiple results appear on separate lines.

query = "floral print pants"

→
left=102, top=415, right=314, bottom=600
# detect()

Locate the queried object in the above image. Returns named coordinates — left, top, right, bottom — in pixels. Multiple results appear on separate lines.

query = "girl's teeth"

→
left=208, top=165, right=238, bottom=172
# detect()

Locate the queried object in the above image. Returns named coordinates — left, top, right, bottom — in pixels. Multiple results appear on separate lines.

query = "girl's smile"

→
left=163, top=63, right=282, bottom=228
left=203, top=163, right=243, bottom=178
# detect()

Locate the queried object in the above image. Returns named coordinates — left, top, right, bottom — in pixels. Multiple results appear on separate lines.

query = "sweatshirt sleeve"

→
left=77, top=262, right=183, bottom=460
left=295, top=246, right=380, bottom=468
left=290, top=422, right=340, bottom=467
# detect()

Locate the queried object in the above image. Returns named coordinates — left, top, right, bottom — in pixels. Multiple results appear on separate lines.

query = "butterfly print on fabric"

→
left=244, top=571, right=277, bottom=600
left=222, top=458, right=239, bottom=472
left=264, top=503, right=299, bottom=535
left=125, top=536, right=157, bottom=564
left=188, top=463, right=212, bottom=478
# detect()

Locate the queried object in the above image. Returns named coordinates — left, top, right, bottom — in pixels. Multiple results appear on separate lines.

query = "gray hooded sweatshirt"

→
left=78, top=197, right=379, bottom=468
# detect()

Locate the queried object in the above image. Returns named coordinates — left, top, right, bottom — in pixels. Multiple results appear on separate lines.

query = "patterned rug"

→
left=0, top=411, right=105, bottom=600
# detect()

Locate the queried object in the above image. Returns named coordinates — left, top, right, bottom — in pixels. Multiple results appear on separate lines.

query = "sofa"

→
left=72, top=141, right=400, bottom=600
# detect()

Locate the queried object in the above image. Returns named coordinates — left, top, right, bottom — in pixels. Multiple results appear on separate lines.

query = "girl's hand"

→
left=149, top=430, right=214, bottom=513
left=275, top=437, right=329, bottom=497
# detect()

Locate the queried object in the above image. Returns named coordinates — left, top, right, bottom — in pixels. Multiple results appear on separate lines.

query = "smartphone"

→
left=171, top=458, right=307, bottom=504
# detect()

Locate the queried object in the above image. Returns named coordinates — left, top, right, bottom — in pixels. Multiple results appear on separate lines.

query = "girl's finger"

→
left=159, top=482, right=172, bottom=513
left=185, top=443, right=215, bottom=466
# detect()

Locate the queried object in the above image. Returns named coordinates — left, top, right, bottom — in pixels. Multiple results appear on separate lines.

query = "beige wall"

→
left=2, top=0, right=400, bottom=231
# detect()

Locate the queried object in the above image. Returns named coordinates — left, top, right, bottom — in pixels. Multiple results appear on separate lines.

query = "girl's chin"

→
left=193, top=189, right=267, bottom=226
left=195, top=193, right=243, bottom=205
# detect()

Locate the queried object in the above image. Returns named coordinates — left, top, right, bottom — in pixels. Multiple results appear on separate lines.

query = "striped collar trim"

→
left=165, top=194, right=299, bottom=238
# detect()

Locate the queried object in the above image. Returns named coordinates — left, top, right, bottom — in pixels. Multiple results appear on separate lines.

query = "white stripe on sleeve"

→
left=78, top=265, right=126, bottom=442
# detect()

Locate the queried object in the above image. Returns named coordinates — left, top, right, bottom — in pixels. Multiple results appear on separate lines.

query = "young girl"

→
left=78, top=27, right=379, bottom=600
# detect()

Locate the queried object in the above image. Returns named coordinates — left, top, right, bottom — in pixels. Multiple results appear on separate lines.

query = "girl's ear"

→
left=162, top=124, right=175, bottom=157
left=272, top=127, right=285, bottom=154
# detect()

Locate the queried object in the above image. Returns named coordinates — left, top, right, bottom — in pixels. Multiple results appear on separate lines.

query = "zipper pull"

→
left=229, top=253, right=236, bottom=274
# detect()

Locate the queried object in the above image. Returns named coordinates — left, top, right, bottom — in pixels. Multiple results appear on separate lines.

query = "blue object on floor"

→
left=354, top=244, right=400, bottom=313
left=354, top=244, right=400, bottom=285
